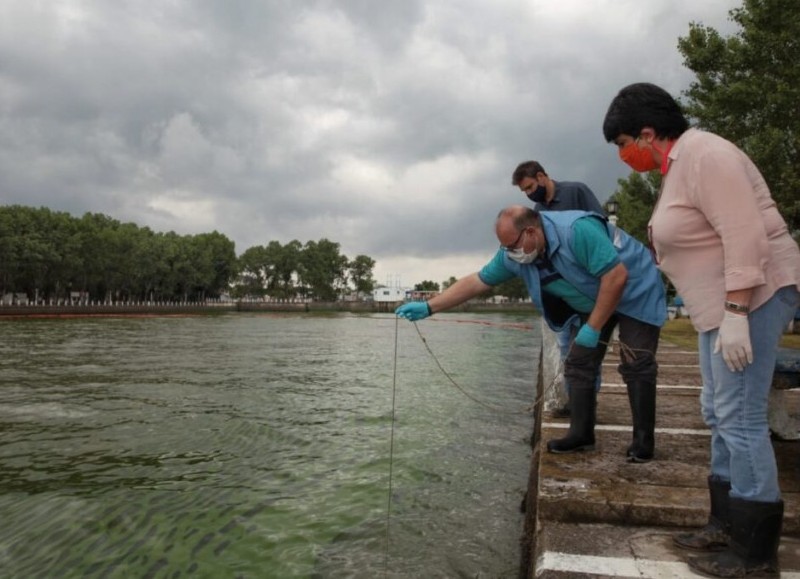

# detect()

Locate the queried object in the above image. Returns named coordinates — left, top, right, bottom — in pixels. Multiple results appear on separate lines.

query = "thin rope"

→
left=410, top=321, right=652, bottom=415
left=412, top=321, right=531, bottom=415
left=384, top=315, right=399, bottom=577
left=383, top=318, right=652, bottom=577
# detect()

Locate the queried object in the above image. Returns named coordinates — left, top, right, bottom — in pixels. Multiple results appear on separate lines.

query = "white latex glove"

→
left=713, top=310, right=753, bottom=372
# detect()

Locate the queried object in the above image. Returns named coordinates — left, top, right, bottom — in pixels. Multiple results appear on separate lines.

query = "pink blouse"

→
left=650, top=128, right=800, bottom=332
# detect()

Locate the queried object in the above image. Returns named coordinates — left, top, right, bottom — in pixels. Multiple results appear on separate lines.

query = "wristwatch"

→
left=724, top=300, right=750, bottom=314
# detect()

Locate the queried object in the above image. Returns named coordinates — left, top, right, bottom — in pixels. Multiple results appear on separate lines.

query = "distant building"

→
left=406, top=290, right=439, bottom=302
left=372, top=286, right=407, bottom=303
left=486, top=295, right=509, bottom=304
left=69, top=291, right=89, bottom=305
left=2, top=293, right=28, bottom=305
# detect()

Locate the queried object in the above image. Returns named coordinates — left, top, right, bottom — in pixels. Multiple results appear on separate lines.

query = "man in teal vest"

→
left=396, top=205, right=667, bottom=462
left=513, top=160, right=607, bottom=417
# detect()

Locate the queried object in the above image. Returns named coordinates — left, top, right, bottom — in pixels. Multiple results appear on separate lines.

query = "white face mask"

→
left=507, top=247, right=539, bottom=264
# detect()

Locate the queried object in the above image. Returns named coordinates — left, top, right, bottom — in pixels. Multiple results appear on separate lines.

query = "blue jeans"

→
left=558, top=318, right=602, bottom=393
left=699, top=285, right=800, bottom=502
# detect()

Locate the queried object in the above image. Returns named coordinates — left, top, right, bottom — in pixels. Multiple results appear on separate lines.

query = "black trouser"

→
left=563, top=313, right=660, bottom=389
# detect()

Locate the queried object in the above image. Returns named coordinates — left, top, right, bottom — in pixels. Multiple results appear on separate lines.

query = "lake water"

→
left=0, top=312, right=540, bottom=578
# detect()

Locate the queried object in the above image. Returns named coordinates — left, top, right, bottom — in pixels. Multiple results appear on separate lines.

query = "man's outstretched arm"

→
left=396, top=273, right=491, bottom=321
left=428, top=273, right=491, bottom=313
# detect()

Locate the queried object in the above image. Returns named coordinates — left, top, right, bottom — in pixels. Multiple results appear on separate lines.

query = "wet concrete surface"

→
left=528, top=341, right=800, bottom=578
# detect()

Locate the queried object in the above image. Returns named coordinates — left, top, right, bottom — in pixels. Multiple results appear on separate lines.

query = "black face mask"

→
left=526, top=185, right=547, bottom=204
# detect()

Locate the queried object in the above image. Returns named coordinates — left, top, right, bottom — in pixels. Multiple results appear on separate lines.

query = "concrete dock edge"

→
left=521, top=340, right=800, bottom=578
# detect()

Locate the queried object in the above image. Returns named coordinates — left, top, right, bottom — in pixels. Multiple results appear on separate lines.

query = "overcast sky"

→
left=0, top=0, right=741, bottom=287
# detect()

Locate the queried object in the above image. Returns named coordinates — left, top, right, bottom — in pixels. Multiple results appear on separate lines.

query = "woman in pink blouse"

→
left=603, top=82, right=800, bottom=578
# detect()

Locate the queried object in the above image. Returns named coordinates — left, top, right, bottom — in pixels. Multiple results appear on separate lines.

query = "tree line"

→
left=0, top=205, right=376, bottom=303
left=236, top=240, right=375, bottom=302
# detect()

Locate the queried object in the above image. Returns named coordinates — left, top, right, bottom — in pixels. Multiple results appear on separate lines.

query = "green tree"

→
left=414, top=280, right=440, bottom=292
left=129, top=227, right=164, bottom=301
left=158, top=231, right=193, bottom=301
left=298, top=239, right=348, bottom=301
left=441, top=276, right=458, bottom=290
left=677, top=0, right=800, bottom=232
left=78, top=212, right=124, bottom=300
left=268, top=240, right=302, bottom=300
left=148, top=232, right=178, bottom=301
left=0, top=207, right=16, bottom=296
left=493, top=277, right=528, bottom=301
left=349, top=254, right=376, bottom=298
left=190, top=231, right=237, bottom=299
left=16, top=207, right=62, bottom=300
left=107, top=222, right=145, bottom=301
left=606, top=171, right=661, bottom=246
left=236, top=245, right=269, bottom=298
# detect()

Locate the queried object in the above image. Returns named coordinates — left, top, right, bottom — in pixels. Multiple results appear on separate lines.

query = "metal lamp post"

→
left=605, top=200, right=619, bottom=226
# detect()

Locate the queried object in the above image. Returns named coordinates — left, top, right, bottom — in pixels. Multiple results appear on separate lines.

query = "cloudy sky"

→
left=0, top=0, right=741, bottom=287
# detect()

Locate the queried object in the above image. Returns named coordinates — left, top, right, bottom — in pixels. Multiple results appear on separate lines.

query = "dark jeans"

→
left=563, top=314, right=660, bottom=389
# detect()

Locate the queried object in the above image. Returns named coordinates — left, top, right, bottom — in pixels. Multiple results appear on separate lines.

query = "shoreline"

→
left=0, top=301, right=538, bottom=318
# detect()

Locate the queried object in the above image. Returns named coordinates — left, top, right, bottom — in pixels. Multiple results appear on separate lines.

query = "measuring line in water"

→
left=384, top=315, right=399, bottom=577
left=384, top=316, right=535, bottom=575
left=383, top=316, right=655, bottom=575
left=411, top=321, right=534, bottom=415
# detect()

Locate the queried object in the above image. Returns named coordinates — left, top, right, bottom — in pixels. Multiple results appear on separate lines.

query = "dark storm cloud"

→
left=0, top=0, right=741, bottom=284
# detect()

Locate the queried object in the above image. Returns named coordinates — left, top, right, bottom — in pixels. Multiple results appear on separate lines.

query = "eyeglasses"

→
left=502, top=227, right=528, bottom=252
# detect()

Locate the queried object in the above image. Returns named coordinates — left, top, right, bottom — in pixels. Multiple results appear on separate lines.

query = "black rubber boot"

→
left=625, top=381, right=656, bottom=462
left=546, top=386, right=596, bottom=453
left=689, top=498, right=783, bottom=577
left=674, top=476, right=731, bottom=551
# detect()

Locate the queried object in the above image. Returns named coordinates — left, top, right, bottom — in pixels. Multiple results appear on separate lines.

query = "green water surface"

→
left=0, top=312, right=539, bottom=578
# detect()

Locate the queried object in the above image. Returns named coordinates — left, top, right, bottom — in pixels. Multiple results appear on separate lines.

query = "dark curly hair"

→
left=602, top=82, right=689, bottom=142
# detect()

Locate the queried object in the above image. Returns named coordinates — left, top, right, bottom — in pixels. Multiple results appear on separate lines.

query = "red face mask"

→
left=619, top=139, right=658, bottom=172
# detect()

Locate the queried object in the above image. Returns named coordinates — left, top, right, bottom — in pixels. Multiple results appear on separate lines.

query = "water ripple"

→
left=0, top=313, right=539, bottom=577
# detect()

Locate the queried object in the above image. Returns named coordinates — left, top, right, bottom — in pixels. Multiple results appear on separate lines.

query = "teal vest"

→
left=504, top=211, right=666, bottom=332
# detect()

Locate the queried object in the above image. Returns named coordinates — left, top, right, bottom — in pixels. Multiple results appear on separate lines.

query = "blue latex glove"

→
left=574, top=323, right=600, bottom=348
left=395, top=302, right=431, bottom=321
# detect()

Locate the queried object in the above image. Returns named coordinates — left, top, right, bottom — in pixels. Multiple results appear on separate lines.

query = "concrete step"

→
left=538, top=429, right=800, bottom=529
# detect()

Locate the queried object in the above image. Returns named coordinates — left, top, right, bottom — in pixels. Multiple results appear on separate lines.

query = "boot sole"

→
left=688, top=555, right=779, bottom=578
left=672, top=538, right=728, bottom=552
left=547, top=444, right=595, bottom=454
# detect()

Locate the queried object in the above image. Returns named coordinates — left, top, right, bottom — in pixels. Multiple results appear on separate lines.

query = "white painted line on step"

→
left=602, top=383, right=702, bottom=390
left=603, top=363, right=700, bottom=368
left=536, top=551, right=691, bottom=578
left=543, top=422, right=710, bottom=436
left=660, top=364, right=701, bottom=368
left=536, top=551, right=800, bottom=578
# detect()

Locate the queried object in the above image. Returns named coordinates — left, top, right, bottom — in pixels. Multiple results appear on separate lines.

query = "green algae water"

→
left=0, top=312, right=539, bottom=578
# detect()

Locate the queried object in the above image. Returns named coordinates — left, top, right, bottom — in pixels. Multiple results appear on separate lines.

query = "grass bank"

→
left=660, top=318, right=800, bottom=351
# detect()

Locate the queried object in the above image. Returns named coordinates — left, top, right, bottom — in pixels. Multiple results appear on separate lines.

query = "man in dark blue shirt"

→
left=512, top=160, right=606, bottom=214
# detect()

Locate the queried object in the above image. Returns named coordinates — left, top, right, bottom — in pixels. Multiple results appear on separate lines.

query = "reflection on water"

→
left=0, top=312, right=539, bottom=578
